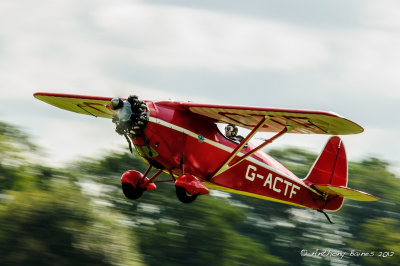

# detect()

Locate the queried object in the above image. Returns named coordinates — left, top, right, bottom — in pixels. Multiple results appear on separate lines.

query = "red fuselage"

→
left=134, top=101, right=341, bottom=211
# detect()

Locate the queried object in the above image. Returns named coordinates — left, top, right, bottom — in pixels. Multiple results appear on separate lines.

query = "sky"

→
left=0, top=0, right=399, bottom=172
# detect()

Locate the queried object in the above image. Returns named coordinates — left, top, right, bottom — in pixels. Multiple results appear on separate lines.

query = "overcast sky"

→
left=0, top=0, right=399, bottom=172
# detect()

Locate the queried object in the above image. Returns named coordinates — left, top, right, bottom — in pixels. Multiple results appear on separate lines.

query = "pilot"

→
left=225, top=124, right=244, bottom=143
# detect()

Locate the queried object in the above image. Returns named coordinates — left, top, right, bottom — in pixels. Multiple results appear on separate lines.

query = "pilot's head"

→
left=110, top=98, right=123, bottom=110
left=225, top=124, right=238, bottom=137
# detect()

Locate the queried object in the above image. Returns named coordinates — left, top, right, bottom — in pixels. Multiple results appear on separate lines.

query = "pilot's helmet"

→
left=225, top=124, right=238, bottom=137
left=110, top=98, right=123, bottom=110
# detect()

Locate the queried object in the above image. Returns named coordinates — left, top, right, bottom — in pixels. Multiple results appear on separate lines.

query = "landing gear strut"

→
left=121, top=163, right=210, bottom=203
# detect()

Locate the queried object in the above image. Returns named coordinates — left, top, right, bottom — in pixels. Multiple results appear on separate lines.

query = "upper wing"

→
left=158, top=101, right=363, bottom=135
left=35, top=93, right=363, bottom=135
left=34, top=92, right=114, bottom=119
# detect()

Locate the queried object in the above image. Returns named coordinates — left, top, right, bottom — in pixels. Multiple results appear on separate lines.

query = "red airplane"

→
left=34, top=92, right=378, bottom=223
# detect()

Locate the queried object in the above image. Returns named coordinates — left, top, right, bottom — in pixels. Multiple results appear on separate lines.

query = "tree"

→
left=76, top=150, right=286, bottom=265
left=0, top=121, right=144, bottom=266
left=0, top=182, right=144, bottom=266
left=3, top=120, right=399, bottom=266
left=349, top=217, right=400, bottom=266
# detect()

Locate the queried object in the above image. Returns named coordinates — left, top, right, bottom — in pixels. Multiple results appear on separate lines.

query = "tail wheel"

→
left=176, top=186, right=198, bottom=203
left=122, top=182, right=145, bottom=200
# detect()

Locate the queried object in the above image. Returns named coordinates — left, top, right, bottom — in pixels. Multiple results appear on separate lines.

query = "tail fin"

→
left=304, top=136, right=347, bottom=187
left=304, top=136, right=378, bottom=211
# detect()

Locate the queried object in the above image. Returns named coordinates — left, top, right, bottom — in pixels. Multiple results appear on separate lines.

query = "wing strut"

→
left=212, top=116, right=291, bottom=178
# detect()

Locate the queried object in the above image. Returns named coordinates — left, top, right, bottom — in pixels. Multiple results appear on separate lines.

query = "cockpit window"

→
left=217, top=123, right=245, bottom=145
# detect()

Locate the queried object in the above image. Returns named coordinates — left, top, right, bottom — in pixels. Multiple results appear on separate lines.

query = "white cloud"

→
left=307, top=1, right=400, bottom=100
left=91, top=0, right=330, bottom=71
left=0, top=0, right=331, bottom=101
left=328, top=30, right=400, bottom=100
left=362, top=0, right=400, bottom=29
left=0, top=0, right=399, bottom=167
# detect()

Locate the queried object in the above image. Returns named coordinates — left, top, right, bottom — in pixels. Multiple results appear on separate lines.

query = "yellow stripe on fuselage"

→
left=203, top=181, right=310, bottom=209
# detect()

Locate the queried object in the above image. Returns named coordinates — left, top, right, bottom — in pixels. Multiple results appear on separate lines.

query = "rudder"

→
left=304, top=136, right=347, bottom=187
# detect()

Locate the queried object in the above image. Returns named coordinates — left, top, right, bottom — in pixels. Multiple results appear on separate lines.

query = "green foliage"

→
left=0, top=180, right=144, bottom=266
left=259, top=145, right=400, bottom=265
left=134, top=196, right=285, bottom=265
left=0, top=121, right=37, bottom=163
left=1, top=120, right=399, bottom=266
left=268, top=147, right=317, bottom=178
left=75, top=150, right=148, bottom=178
left=76, top=150, right=285, bottom=265
left=0, top=122, right=144, bottom=266
left=347, top=158, right=399, bottom=204
left=0, top=121, right=36, bottom=150
left=348, top=217, right=400, bottom=265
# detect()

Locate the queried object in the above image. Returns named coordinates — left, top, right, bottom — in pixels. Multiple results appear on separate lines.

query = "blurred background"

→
left=0, top=0, right=399, bottom=265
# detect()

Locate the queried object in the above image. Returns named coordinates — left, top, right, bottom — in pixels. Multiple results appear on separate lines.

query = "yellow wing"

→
left=157, top=101, right=363, bottom=135
left=35, top=93, right=364, bottom=135
left=34, top=92, right=114, bottom=119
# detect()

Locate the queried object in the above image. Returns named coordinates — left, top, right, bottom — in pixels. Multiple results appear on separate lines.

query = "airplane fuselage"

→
left=133, top=101, right=341, bottom=211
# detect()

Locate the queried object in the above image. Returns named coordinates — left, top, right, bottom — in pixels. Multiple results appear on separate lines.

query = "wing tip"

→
left=33, top=92, right=114, bottom=102
left=33, top=92, right=44, bottom=99
left=32, top=92, right=115, bottom=119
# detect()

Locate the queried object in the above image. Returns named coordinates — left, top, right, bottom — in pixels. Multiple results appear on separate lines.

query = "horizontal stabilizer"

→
left=314, top=185, right=379, bottom=201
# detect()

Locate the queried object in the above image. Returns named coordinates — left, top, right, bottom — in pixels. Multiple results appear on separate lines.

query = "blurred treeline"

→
left=0, top=120, right=399, bottom=266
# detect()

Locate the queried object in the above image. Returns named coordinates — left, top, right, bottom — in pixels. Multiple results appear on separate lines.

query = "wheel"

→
left=176, top=186, right=198, bottom=203
left=122, top=182, right=144, bottom=200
